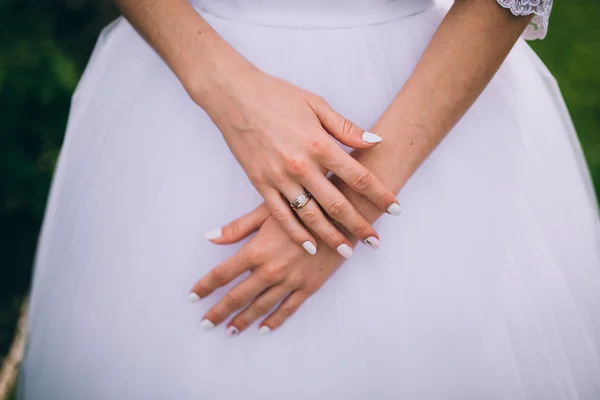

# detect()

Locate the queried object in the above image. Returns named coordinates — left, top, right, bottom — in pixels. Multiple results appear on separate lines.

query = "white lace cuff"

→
left=496, top=0, right=553, bottom=40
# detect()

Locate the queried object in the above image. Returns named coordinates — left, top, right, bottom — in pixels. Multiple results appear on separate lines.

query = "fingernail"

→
left=336, top=244, right=354, bottom=259
left=204, top=228, right=222, bottom=241
left=189, top=292, right=201, bottom=302
left=362, top=131, right=383, bottom=144
left=386, top=203, right=402, bottom=216
left=258, top=326, right=271, bottom=336
left=200, top=319, right=215, bottom=331
left=226, top=326, right=239, bottom=337
left=302, top=241, right=317, bottom=255
left=364, top=236, right=380, bottom=249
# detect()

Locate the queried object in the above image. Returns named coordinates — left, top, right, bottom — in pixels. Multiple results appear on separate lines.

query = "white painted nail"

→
left=258, top=326, right=271, bottom=336
left=226, top=326, right=239, bottom=337
left=364, top=236, right=380, bottom=249
left=302, top=241, right=317, bottom=255
left=336, top=244, right=354, bottom=259
left=204, top=228, right=222, bottom=241
left=189, top=292, right=201, bottom=302
left=200, top=319, right=215, bottom=331
left=387, top=203, right=402, bottom=216
left=362, top=131, right=383, bottom=144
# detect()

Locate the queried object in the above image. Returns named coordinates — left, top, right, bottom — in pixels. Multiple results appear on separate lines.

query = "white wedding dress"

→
left=19, top=0, right=600, bottom=399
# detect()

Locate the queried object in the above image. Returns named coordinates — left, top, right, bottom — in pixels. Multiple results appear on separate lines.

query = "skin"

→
left=115, top=0, right=533, bottom=333
left=194, top=0, right=534, bottom=334
left=114, top=0, right=400, bottom=255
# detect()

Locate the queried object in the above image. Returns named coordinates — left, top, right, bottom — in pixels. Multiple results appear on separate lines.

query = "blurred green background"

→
left=0, top=0, right=599, bottom=366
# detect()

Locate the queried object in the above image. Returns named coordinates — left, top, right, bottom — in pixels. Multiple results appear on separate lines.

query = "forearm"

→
left=337, top=0, right=532, bottom=226
left=113, top=0, right=256, bottom=103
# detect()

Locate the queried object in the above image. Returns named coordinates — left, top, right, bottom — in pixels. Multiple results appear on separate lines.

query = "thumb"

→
left=205, top=203, right=270, bottom=245
left=308, top=96, right=383, bottom=149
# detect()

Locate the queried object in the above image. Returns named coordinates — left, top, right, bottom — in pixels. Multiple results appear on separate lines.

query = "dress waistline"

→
left=192, top=0, right=436, bottom=29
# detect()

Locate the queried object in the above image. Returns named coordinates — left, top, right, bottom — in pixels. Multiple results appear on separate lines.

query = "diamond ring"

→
left=290, top=190, right=312, bottom=211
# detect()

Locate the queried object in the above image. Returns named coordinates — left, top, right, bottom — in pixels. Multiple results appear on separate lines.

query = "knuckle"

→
left=285, top=156, right=309, bottom=176
left=252, top=301, right=273, bottom=316
left=300, top=208, right=320, bottom=226
left=326, top=200, right=350, bottom=219
left=245, top=246, right=265, bottom=263
left=224, top=294, right=245, bottom=310
left=284, top=275, right=303, bottom=290
left=310, top=95, right=327, bottom=108
left=350, top=170, right=373, bottom=192
left=341, top=118, right=354, bottom=137
left=260, top=264, right=285, bottom=284
left=308, top=138, right=325, bottom=156
left=271, top=209, right=289, bottom=224
left=279, top=304, right=297, bottom=318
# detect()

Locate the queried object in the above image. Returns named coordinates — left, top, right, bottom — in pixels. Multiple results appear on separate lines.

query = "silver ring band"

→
left=290, top=190, right=312, bottom=211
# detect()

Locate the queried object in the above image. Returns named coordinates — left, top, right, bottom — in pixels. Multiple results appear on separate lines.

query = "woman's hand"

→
left=115, top=0, right=399, bottom=255
left=192, top=65, right=400, bottom=257
left=190, top=204, right=347, bottom=335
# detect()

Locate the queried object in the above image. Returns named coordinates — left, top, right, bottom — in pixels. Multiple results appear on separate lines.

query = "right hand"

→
left=192, top=204, right=347, bottom=335
left=191, top=64, right=400, bottom=256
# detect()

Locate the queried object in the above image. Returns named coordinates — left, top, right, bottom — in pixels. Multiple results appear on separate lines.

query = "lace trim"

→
left=496, top=0, right=553, bottom=40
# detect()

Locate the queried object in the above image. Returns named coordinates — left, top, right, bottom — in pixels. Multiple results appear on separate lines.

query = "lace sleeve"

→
left=497, top=0, right=553, bottom=40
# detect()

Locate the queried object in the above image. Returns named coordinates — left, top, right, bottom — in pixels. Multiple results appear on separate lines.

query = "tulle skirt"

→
left=20, top=1, right=600, bottom=398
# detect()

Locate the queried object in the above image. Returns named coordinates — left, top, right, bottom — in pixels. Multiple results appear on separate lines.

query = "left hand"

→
left=190, top=203, right=348, bottom=335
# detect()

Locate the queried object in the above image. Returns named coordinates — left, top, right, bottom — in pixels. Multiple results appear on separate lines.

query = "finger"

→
left=280, top=181, right=354, bottom=258
left=263, top=189, right=318, bottom=255
left=300, top=172, right=379, bottom=248
left=228, top=284, right=291, bottom=333
left=205, top=203, right=270, bottom=245
left=322, top=147, right=401, bottom=216
left=259, top=290, right=309, bottom=334
left=190, top=250, right=254, bottom=300
left=202, top=270, right=278, bottom=333
left=306, top=96, right=382, bottom=149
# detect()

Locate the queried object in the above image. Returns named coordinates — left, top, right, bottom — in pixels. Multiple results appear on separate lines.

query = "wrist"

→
left=179, top=41, right=261, bottom=110
left=364, top=104, right=434, bottom=194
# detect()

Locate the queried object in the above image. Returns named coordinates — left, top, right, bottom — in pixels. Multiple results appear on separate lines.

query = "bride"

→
left=20, top=0, right=600, bottom=398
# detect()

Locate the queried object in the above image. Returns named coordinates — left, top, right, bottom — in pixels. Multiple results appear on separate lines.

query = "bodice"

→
left=191, top=0, right=436, bottom=28
left=191, top=0, right=553, bottom=39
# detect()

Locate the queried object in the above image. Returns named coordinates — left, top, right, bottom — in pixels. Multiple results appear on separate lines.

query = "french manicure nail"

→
left=362, top=131, right=383, bottom=144
left=258, top=326, right=271, bottom=336
left=226, top=326, right=239, bottom=337
left=364, top=236, right=380, bottom=249
left=200, top=319, right=215, bottom=331
left=302, top=241, right=317, bottom=255
left=386, top=203, right=402, bottom=216
left=336, top=244, right=354, bottom=259
left=204, top=228, right=222, bottom=241
left=189, top=292, right=201, bottom=302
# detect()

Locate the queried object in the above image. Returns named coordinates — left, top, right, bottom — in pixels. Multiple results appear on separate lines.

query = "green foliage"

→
left=0, top=0, right=599, bottom=365
left=0, top=0, right=117, bottom=359
left=530, top=0, right=600, bottom=189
